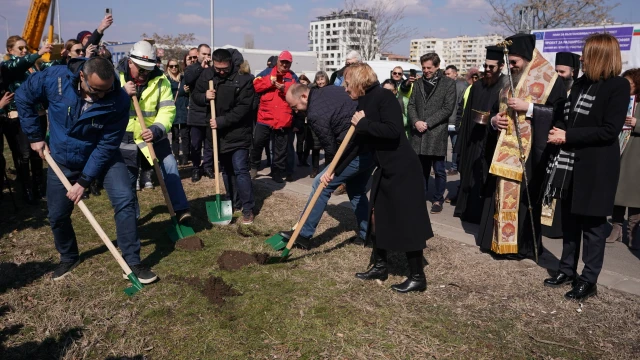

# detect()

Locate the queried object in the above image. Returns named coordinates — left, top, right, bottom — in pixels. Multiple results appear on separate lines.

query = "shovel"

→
left=273, top=125, right=356, bottom=258
left=132, top=96, right=196, bottom=242
left=205, top=80, right=233, bottom=225
left=44, top=152, right=143, bottom=296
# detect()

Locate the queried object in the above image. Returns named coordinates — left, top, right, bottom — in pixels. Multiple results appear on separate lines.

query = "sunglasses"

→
left=392, top=72, right=403, bottom=76
left=17, top=46, right=29, bottom=51
left=132, top=61, right=151, bottom=74
left=509, top=60, right=518, bottom=66
left=168, top=64, right=179, bottom=69
left=471, top=75, right=479, bottom=79
left=74, top=49, right=86, bottom=55
left=84, top=77, right=114, bottom=95
left=214, top=66, right=231, bottom=73
left=483, top=63, right=497, bottom=70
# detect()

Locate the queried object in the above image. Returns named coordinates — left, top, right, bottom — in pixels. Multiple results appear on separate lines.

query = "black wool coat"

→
left=341, top=83, right=433, bottom=252
left=560, top=76, right=630, bottom=217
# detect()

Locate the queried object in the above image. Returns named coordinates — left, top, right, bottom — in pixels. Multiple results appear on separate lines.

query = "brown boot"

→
left=628, top=214, right=640, bottom=250
left=606, top=223, right=622, bottom=243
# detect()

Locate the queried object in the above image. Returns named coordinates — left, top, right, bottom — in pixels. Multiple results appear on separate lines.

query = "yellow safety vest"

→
left=119, top=72, right=176, bottom=165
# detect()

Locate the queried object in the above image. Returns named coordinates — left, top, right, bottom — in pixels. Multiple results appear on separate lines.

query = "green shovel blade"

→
left=206, top=194, right=233, bottom=225
left=124, top=273, right=144, bottom=296
left=167, top=217, right=196, bottom=242
left=265, top=233, right=288, bottom=251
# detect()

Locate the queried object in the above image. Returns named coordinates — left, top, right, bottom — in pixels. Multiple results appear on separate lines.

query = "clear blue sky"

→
left=1, top=0, right=638, bottom=55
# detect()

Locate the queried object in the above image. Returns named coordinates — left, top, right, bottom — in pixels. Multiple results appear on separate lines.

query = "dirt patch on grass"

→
left=175, top=237, right=204, bottom=251
left=168, top=275, right=240, bottom=306
left=217, top=250, right=270, bottom=270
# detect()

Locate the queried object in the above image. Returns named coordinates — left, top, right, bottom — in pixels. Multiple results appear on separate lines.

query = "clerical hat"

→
left=485, top=46, right=504, bottom=61
left=506, top=33, right=536, bottom=61
left=555, top=52, right=581, bottom=80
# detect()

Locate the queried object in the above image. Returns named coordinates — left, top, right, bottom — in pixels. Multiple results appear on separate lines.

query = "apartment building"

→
left=309, top=10, right=379, bottom=72
left=410, top=34, right=504, bottom=74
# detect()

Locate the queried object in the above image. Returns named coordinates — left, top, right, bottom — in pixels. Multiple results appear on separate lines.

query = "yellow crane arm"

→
left=21, top=0, right=52, bottom=52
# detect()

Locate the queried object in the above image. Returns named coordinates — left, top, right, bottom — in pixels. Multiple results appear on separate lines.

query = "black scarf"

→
left=542, top=80, right=599, bottom=204
left=421, top=69, right=441, bottom=96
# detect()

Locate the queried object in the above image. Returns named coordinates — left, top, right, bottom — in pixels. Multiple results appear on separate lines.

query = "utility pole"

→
left=210, top=0, right=214, bottom=47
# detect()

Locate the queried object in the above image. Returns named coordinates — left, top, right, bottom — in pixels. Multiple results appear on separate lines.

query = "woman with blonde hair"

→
left=165, top=58, right=190, bottom=165
left=1, top=35, right=52, bottom=204
left=323, top=63, right=433, bottom=293
left=545, top=33, right=629, bottom=301
left=239, top=60, right=251, bottom=75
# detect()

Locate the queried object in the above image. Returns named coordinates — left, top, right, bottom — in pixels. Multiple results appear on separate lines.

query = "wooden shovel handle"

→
left=285, top=125, right=357, bottom=250
left=209, top=81, right=221, bottom=196
left=132, top=95, right=176, bottom=217
left=44, top=152, right=133, bottom=276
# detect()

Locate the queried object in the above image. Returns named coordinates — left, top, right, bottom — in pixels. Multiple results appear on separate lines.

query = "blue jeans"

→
left=419, top=155, right=446, bottom=203
left=220, top=148, right=254, bottom=216
left=47, top=158, right=141, bottom=265
left=128, top=153, right=189, bottom=219
left=300, top=153, right=374, bottom=240
left=449, top=131, right=458, bottom=171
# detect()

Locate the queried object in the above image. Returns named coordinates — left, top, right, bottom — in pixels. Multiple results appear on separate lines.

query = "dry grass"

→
left=0, top=168, right=638, bottom=359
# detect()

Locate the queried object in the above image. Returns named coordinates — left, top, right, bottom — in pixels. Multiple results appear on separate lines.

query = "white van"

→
left=364, top=60, right=424, bottom=83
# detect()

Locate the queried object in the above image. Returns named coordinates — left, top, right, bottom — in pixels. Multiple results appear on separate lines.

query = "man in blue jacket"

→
left=15, top=57, right=157, bottom=283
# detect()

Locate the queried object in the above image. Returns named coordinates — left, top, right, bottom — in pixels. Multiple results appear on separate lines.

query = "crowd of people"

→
left=1, top=13, right=638, bottom=299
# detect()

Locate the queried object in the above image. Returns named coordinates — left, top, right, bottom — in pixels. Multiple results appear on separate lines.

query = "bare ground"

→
left=0, top=170, right=638, bottom=359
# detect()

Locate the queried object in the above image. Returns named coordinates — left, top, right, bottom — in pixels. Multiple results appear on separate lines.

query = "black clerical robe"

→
left=454, top=74, right=507, bottom=223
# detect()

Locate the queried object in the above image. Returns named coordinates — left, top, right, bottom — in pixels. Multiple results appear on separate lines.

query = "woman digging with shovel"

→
left=322, top=63, right=434, bottom=293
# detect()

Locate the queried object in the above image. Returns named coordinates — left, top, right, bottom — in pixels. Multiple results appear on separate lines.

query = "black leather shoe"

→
left=564, top=281, right=597, bottom=301
left=391, top=274, right=427, bottom=293
left=90, top=182, right=101, bottom=196
left=81, top=191, right=90, bottom=200
left=544, top=272, right=576, bottom=288
left=278, top=230, right=313, bottom=250
left=191, top=168, right=202, bottom=183
left=203, top=168, right=215, bottom=179
left=355, top=264, right=388, bottom=281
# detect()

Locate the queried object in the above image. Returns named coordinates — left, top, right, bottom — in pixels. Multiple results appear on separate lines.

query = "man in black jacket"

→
left=278, top=83, right=374, bottom=249
left=192, top=48, right=256, bottom=224
left=184, top=44, right=214, bottom=182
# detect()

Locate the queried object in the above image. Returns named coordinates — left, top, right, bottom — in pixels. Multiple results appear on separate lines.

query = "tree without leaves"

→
left=140, top=32, right=196, bottom=63
left=341, top=0, right=416, bottom=61
left=486, top=0, right=618, bottom=34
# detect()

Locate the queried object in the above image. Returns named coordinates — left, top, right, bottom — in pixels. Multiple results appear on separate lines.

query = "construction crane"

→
left=21, top=0, right=57, bottom=60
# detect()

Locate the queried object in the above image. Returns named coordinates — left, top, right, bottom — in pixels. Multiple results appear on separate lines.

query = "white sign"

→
left=533, top=24, right=640, bottom=73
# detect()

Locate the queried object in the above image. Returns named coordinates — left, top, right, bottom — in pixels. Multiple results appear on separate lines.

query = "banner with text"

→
left=533, top=24, right=640, bottom=73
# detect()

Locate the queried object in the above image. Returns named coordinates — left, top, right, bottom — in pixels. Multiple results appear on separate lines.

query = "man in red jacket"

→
left=250, top=51, right=298, bottom=183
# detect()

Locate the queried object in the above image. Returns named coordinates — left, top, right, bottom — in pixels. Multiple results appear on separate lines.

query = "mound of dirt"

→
left=217, top=251, right=270, bottom=270
left=169, top=276, right=240, bottom=306
left=175, top=237, right=204, bottom=251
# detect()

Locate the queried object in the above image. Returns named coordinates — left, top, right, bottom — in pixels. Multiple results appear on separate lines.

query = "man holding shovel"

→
left=277, top=83, right=374, bottom=249
left=15, top=57, right=157, bottom=283
left=117, top=41, right=191, bottom=223
left=191, top=48, right=256, bottom=224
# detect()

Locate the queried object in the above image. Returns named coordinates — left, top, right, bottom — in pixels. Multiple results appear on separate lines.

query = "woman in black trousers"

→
left=545, top=33, right=629, bottom=301
left=323, top=63, right=433, bottom=293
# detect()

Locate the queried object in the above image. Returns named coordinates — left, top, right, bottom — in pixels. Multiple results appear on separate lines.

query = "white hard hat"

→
left=129, top=41, right=157, bottom=71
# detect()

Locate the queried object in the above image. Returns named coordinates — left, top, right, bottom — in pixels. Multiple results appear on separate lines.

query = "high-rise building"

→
left=309, top=10, right=379, bottom=72
left=410, top=34, right=504, bottom=74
